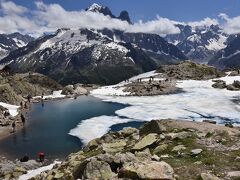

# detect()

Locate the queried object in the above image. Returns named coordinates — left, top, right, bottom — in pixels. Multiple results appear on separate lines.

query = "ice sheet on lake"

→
left=69, top=116, right=133, bottom=144
left=70, top=71, right=240, bottom=144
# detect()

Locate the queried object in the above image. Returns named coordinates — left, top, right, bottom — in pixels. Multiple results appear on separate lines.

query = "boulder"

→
left=153, top=144, right=168, bottom=155
left=135, top=151, right=152, bottom=162
left=120, top=161, right=174, bottom=180
left=83, top=158, right=115, bottom=179
left=233, top=80, right=240, bottom=88
left=132, top=133, right=158, bottom=150
left=74, top=86, right=88, bottom=96
left=102, top=140, right=127, bottom=153
left=226, top=84, right=239, bottom=91
left=119, top=127, right=139, bottom=137
left=212, top=81, right=226, bottom=89
left=139, top=120, right=166, bottom=136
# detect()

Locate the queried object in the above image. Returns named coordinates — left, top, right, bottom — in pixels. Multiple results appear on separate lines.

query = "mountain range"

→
left=0, top=3, right=240, bottom=85
left=208, top=34, right=240, bottom=69
left=166, top=24, right=229, bottom=62
left=0, top=32, right=34, bottom=59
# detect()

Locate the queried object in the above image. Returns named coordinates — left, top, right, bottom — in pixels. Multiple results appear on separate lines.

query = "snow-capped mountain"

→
left=99, top=29, right=187, bottom=65
left=86, top=3, right=132, bottom=24
left=166, top=24, right=229, bottom=62
left=0, top=32, right=34, bottom=59
left=0, top=28, right=158, bottom=85
left=0, top=4, right=187, bottom=85
left=208, top=34, right=240, bottom=69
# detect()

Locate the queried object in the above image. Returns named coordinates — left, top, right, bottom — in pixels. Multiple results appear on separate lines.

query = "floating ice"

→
left=70, top=71, right=240, bottom=144
left=69, top=116, right=133, bottom=144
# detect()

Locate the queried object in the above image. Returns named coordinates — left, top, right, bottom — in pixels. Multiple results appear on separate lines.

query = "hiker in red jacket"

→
left=38, top=152, right=45, bottom=162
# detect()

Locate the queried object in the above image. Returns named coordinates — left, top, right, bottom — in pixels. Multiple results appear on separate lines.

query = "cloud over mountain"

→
left=0, top=1, right=180, bottom=37
left=0, top=1, right=240, bottom=37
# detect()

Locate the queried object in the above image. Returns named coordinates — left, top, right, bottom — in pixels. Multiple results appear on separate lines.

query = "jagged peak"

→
left=118, top=10, right=132, bottom=24
left=86, top=3, right=103, bottom=12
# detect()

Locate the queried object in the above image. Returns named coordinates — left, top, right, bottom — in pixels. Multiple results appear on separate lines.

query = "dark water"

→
left=0, top=96, right=129, bottom=160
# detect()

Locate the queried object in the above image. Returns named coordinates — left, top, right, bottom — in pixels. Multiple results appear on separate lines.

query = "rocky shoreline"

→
left=24, top=119, right=240, bottom=180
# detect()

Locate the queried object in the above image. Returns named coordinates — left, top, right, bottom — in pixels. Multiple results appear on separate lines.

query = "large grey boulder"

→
left=132, top=133, right=158, bottom=150
left=139, top=120, right=166, bottom=136
left=102, top=140, right=127, bottom=153
left=83, top=158, right=115, bottom=179
left=120, top=161, right=175, bottom=180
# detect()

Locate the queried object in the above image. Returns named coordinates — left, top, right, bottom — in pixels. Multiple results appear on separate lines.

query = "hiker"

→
left=20, top=154, right=29, bottom=162
left=20, top=101, right=23, bottom=108
left=12, top=121, right=16, bottom=132
left=24, top=102, right=28, bottom=109
left=21, top=114, right=26, bottom=125
left=27, top=94, right=32, bottom=103
left=38, top=152, right=45, bottom=162
left=41, top=92, right=44, bottom=99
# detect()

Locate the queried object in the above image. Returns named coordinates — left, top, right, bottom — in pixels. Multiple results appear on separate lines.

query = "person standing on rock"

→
left=11, top=121, right=16, bottom=133
left=21, top=114, right=26, bottom=125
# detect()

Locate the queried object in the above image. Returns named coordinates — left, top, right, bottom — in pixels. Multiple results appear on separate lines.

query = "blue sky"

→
left=1, top=0, right=240, bottom=36
left=9, top=0, right=240, bottom=22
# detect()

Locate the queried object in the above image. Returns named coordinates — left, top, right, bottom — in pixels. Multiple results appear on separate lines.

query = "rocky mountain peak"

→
left=86, top=3, right=114, bottom=18
left=118, top=10, right=132, bottom=24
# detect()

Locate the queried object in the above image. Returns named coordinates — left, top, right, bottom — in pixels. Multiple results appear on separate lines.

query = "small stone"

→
left=235, top=156, right=240, bottom=161
left=200, top=173, right=221, bottom=180
left=152, top=154, right=160, bottom=161
left=54, top=172, right=64, bottom=179
left=172, top=145, right=186, bottom=152
left=227, top=171, right=240, bottom=178
left=225, top=123, right=233, bottom=128
left=203, top=120, right=217, bottom=124
left=191, top=149, right=203, bottom=156
left=194, top=161, right=202, bottom=165
left=166, top=131, right=192, bottom=140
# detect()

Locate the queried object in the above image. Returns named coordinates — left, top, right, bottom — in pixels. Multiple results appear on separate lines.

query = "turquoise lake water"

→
left=0, top=96, right=143, bottom=160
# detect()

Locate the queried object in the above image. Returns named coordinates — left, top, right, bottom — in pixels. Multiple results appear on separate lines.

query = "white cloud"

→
left=0, top=1, right=27, bottom=15
left=126, top=16, right=180, bottom=36
left=2, top=1, right=240, bottom=37
left=188, top=17, right=219, bottom=29
left=218, top=13, right=240, bottom=34
left=0, top=1, right=180, bottom=37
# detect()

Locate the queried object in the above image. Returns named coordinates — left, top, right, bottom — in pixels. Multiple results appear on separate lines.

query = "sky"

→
left=0, top=0, right=240, bottom=36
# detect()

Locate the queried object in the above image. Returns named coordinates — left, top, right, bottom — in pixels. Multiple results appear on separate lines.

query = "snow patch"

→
left=33, top=90, right=65, bottom=100
left=0, top=102, right=19, bottom=116
left=18, top=161, right=61, bottom=180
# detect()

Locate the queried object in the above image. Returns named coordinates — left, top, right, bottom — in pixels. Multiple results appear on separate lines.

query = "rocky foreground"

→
left=27, top=120, right=240, bottom=180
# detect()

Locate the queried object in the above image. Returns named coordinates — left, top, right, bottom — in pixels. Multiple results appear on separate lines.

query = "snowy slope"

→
left=0, top=32, right=34, bottom=59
